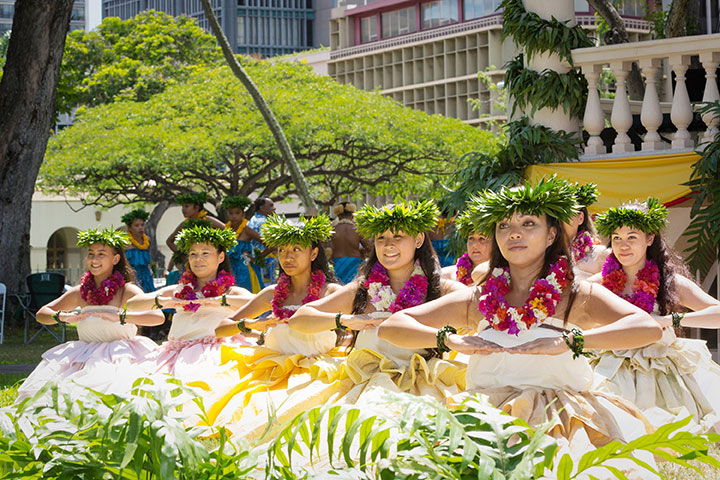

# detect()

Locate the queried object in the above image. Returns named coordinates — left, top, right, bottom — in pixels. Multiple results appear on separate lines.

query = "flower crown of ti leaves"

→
left=176, top=191, right=208, bottom=207
left=121, top=208, right=150, bottom=225
left=570, top=182, right=599, bottom=208
left=77, top=227, right=129, bottom=250
left=221, top=195, right=251, bottom=210
left=175, top=225, right=238, bottom=253
left=182, top=218, right=212, bottom=229
left=455, top=209, right=480, bottom=238
left=464, top=176, right=580, bottom=236
left=594, top=197, right=668, bottom=237
left=261, top=214, right=333, bottom=248
left=354, top=200, right=439, bottom=238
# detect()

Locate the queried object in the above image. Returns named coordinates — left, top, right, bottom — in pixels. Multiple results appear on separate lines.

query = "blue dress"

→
left=431, top=239, right=454, bottom=268
left=126, top=248, right=155, bottom=293
left=333, top=257, right=363, bottom=284
left=228, top=240, right=265, bottom=293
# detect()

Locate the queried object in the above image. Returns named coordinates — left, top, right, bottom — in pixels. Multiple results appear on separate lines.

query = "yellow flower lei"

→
left=197, top=210, right=208, bottom=220
left=225, top=218, right=249, bottom=238
left=129, top=233, right=150, bottom=250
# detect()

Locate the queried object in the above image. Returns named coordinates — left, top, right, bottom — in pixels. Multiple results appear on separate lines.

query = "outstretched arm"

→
left=289, top=282, right=382, bottom=333
left=659, top=274, right=720, bottom=329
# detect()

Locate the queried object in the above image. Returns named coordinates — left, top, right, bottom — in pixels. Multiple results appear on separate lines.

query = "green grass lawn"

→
left=0, top=373, right=26, bottom=407
left=0, top=324, right=78, bottom=365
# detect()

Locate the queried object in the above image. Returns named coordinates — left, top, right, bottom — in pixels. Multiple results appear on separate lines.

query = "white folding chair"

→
left=0, top=282, right=6, bottom=344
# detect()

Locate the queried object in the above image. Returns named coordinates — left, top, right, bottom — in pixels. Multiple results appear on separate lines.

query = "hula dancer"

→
left=166, top=191, right=225, bottom=253
left=563, top=182, right=610, bottom=281
left=122, top=208, right=155, bottom=293
left=207, top=214, right=342, bottom=434
left=441, top=208, right=491, bottom=286
left=428, top=213, right=455, bottom=267
left=18, top=227, right=164, bottom=400
left=222, top=195, right=265, bottom=293
left=589, top=198, right=720, bottom=431
left=330, top=202, right=368, bottom=284
left=378, top=178, right=662, bottom=457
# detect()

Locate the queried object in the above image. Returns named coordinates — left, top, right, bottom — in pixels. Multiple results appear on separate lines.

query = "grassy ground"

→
left=0, top=324, right=77, bottom=365
left=0, top=373, right=25, bottom=407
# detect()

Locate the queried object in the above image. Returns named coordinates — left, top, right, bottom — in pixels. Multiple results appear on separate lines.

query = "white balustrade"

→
left=700, top=52, right=720, bottom=145
left=583, top=65, right=606, bottom=154
left=610, top=61, right=635, bottom=153
left=639, top=58, right=665, bottom=151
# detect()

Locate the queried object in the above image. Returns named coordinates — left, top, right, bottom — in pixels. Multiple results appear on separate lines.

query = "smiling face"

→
left=466, top=233, right=490, bottom=265
left=610, top=226, right=654, bottom=269
left=86, top=243, right=120, bottom=278
left=494, top=213, right=556, bottom=268
left=278, top=243, right=318, bottom=277
left=129, top=218, right=146, bottom=237
left=374, top=229, right=423, bottom=272
left=187, top=242, right=225, bottom=279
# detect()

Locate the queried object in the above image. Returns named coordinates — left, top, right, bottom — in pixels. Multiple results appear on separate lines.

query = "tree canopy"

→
left=42, top=59, right=498, bottom=209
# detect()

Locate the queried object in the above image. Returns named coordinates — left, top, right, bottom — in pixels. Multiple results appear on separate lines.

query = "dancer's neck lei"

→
left=80, top=271, right=125, bottom=305
left=272, top=269, right=325, bottom=320
left=225, top=219, right=249, bottom=238
left=455, top=253, right=474, bottom=286
left=364, top=260, right=428, bottom=313
left=175, top=269, right=235, bottom=312
left=601, top=253, right=659, bottom=313
left=129, top=233, right=150, bottom=250
left=478, top=256, right=570, bottom=335
left=572, top=230, right=593, bottom=263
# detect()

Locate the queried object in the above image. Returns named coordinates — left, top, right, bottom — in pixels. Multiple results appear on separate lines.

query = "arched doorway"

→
left=46, top=230, right=66, bottom=270
left=45, top=227, right=81, bottom=284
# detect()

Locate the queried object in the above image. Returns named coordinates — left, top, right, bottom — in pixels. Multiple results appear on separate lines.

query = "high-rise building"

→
left=102, top=0, right=331, bottom=57
left=0, top=0, right=88, bottom=36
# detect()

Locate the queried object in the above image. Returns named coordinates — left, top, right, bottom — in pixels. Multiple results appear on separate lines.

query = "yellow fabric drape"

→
left=525, top=152, right=699, bottom=212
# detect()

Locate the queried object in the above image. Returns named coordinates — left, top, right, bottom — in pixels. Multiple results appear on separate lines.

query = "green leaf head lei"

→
left=121, top=208, right=150, bottom=226
left=464, top=176, right=581, bottom=236
left=182, top=218, right=212, bottom=229
left=455, top=209, right=480, bottom=239
left=176, top=191, right=208, bottom=207
left=175, top=225, right=238, bottom=253
left=261, top=214, right=334, bottom=248
left=222, top=195, right=251, bottom=211
left=77, top=227, right=130, bottom=251
left=354, top=200, right=440, bottom=238
left=594, top=197, right=668, bottom=238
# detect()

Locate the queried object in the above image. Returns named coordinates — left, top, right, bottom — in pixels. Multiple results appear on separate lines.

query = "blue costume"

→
left=431, top=239, right=455, bottom=268
left=126, top=248, right=155, bottom=293
left=228, top=240, right=265, bottom=293
left=333, top=257, right=363, bottom=284
left=248, top=213, right=277, bottom=284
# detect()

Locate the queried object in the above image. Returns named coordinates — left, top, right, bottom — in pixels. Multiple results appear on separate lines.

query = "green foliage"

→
left=43, top=61, right=494, bottom=208
left=684, top=101, right=720, bottom=273
left=175, top=225, right=238, bottom=253
left=500, top=0, right=593, bottom=65
left=571, top=182, right=599, bottom=208
left=354, top=200, right=439, bottom=238
left=0, top=29, right=10, bottom=71
left=261, top=214, right=334, bottom=248
left=121, top=208, right=150, bottom=225
left=56, top=10, right=222, bottom=114
left=505, top=54, right=588, bottom=119
left=77, top=226, right=130, bottom=249
left=645, top=2, right=670, bottom=39
left=176, top=191, right=209, bottom=207
left=595, top=197, right=669, bottom=238
left=221, top=195, right=251, bottom=210
left=463, top=176, right=580, bottom=236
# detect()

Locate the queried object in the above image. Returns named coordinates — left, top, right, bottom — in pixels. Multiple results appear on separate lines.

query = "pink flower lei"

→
left=477, top=256, right=570, bottom=335
left=175, top=269, right=235, bottom=312
left=572, top=230, right=593, bottom=263
left=363, top=260, right=428, bottom=313
left=272, top=269, right=326, bottom=320
left=455, top=253, right=474, bottom=286
left=601, top=253, right=659, bottom=313
left=80, top=271, right=126, bottom=305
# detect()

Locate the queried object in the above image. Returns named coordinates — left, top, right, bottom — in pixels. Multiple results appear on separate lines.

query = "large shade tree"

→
left=41, top=60, right=497, bottom=212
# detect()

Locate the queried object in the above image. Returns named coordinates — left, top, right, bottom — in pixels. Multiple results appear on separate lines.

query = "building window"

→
left=0, top=3, right=13, bottom=18
left=360, top=16, right=377, bottom=42
left=381, top=7, right=416, bottom=38
left=47, top=231, right=66, bottom=271
left=463, top=0, right=501, bottom=21
left=71, top=5, right=85, bottom=21
left=615, top=0, right=644, bottom=17
left=421, top=0, right=457, bottom=29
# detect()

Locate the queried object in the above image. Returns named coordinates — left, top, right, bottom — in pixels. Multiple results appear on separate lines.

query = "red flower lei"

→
left=601, top=253, right=659, bottom=313
left=80, top=271, right=125, bottom=305
left=271, top=269, right=326, bottom=320
left=455, top=253, right=474, bottom=286
left=572, top=230, right=593, bottom=263
left=175, top=269, right=235, bottom=312
left=477, top=256, right=570, bottom=335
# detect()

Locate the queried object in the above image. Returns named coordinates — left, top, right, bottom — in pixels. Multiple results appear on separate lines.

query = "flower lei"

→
left=225, top=219, right=249, bottom=238
left=174, top=269, right=235, bottom=312
left=129, top=233, right=150, bottom=250
left=80, top=271, right=126, bottom=305
left=478, top=256, right=570, bottom=335
left=572, top=230, right=593, bottom=263
left=364, top=260, right=428, bottom=313
left=601, top=253, right=659, bottom=313
left=271, top=269, right=326, bottom=320
left=455, top=253, right=474, bottom=286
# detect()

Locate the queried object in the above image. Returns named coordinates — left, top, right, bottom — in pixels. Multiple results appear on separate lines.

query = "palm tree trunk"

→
left=199, top=0, right=317, bottom=211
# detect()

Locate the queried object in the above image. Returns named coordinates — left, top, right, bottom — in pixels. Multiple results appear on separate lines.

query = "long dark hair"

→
left=578, top=207, right=598, bottom=238
left=109, top=247, right=136, bottom=283
left=351, top=231, right=442, bottom=315
left=277, top=241, right=338, bottom=284
left=481, top=215, right=578, bottom=324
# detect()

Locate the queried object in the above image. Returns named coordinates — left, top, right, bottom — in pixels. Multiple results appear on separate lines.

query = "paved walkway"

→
left=0, top=364, right=37, bottom=374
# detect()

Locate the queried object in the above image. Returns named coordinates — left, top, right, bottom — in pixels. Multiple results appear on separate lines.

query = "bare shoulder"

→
left=325, top=282, right=343, bottom=295
left=122, top=283, right=145, bottom=301
left=441, top=265, right=456, bottom=280
left=228, top=286, right=251, bottom=296
left=440, top=277, right=465, bottom=295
